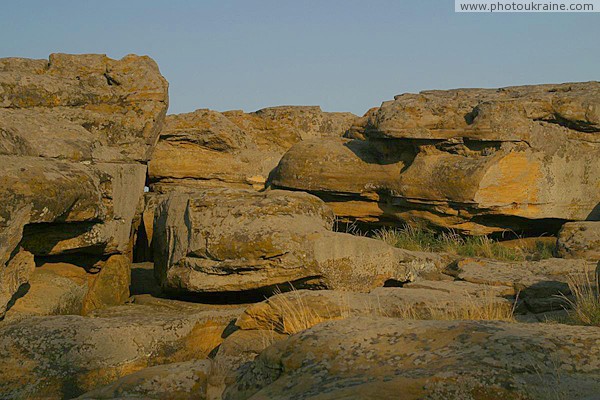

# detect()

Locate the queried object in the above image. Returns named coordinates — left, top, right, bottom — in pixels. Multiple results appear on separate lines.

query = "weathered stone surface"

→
left=3, top=261, right=88, bottom=321
left=0, top=249, right=35, bottom=317
left=3, top=254, right=131, bottom=321
left=557, top=221, right=600, bottom=260
left=148, top=106, right=356, bottom=192
left=366, top=82, right=600, bottom=140
left=133, top=192, right=167, bottom=262
left=0, top=53, right=167, bottom=317
left=154, top=188, right=441, bottom=293
left=445, top=257, right=597, bottom=312
left=76, top=360, right=216, bottom=400
left=0, top=53, right=169, bottom=163
left=224, top=317, right=600, bottom=400
left=235, top=284, right=513, bottom=334
left=271, top=82, right=600, bottom=234
left=0, top=301, right=243, bottom=399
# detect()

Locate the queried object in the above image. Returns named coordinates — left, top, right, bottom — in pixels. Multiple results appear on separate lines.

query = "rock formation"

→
left=224, top=317, right=600, bottom=400
left=0, top=53, right=598, bottom=400
left=0, top=53, right=168, bottom=317
left=557, top=221, right=600, bottom=260
left=271, top=82, right=600, bottom=235
left=148, top=106, right=356, bottom=192
left=153, top=188, right=441, bottom=294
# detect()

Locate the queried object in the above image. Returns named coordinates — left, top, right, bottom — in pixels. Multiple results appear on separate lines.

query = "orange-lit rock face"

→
left=272, top=83, right=600, bottom=234
left=148, top=106, right=357, bottom=193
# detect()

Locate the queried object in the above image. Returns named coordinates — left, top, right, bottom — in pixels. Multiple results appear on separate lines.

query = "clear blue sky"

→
left=1, top=1, right=598, bottom=116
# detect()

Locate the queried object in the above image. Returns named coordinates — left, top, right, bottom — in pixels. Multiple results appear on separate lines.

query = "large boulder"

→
left=224, top=317, right=600, bottom=400
left=557, top=221, right=600, bottom=260
left=148, top=106, right=356, bottom=192
left=3, top=255, right=131, bottom=321
left=153, top=188, right=441, bottom=294
left=0, top=53, right=168, bottom=317
left=76, top=360, right=220, bottom=400
left=271, top=82, right=600, bottom=235
left=0, top=53, right=168, bottom=162
left=0, top=301, right=244, bottom=399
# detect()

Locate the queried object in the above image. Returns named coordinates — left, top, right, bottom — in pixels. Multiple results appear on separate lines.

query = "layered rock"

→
left=153, top=188, right=441, bottom=294
left=0, top=301, right=243, bottom=399
left=235, top=284, right=513, bottom=334
left=557, top=221, right=600, bottom=260
left=0, top=53, right=168, bottom=317
left=272, top=82, right=600, bottom=234
left=0, top=53, right=168, bottom=162
left=224, top=317, right=600, bottom=400
left=148, top=106, right=356, bottom=192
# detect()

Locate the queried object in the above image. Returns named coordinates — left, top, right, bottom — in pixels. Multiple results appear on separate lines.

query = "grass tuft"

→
left=562, top=268, right=600, bottom=327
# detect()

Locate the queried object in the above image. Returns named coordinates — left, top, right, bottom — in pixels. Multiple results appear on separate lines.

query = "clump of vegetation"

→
left=562, top=269, right=600, bottom=327
left=372, top=225, right=555, bottom=261
left=391, top=291, right=516, bottom=322
left=267, top=287, right=516, bottom=336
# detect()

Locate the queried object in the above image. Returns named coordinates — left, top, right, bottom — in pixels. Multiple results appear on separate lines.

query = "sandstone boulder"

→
left=557, top=221, right=600, bottom=260
left=0, top=53, right=168, bottom=317
left=272, top=82, right=600, bottom=235
left=0, top=301, right=243, bottom=399
left=224, top=317, right=600, bottom=400
left=76, top=360, right=216, bottom=400
left=0, top=53, right=168, bottom=162
left=153, top=188, right=441, bottom=294
left=3, top=255, right=130, bottom=321
left=148, top=106, right=356, bottom=192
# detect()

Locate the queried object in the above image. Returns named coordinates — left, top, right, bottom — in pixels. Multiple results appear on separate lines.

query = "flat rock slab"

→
left=76, top=360, right=217, bottom=400
left=0, top=301, right=244, bottom=399
left=224, top=317, right=600, bottom=400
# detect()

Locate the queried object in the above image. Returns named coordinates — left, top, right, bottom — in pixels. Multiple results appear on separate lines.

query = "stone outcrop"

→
left=557, top=221, right=600, bottom=260
left=235, top=284, right=513, bottom=334
left=148, top=106, right=356, bottom=192
left=153, top=188, right=441, bottom=294
left=76, top=360, right=221, bottom=400
left=0, top=301, right=243, bottom=399
left=224, top=317, right=600, bottom=400
left=0, top=53, right=168, bottom=162
left=3, top=255, right=130, bottom=321
left=0, top=53, right=168, bottom=318
left=445, top=257, right=597, bottom=313
left=272, top=82, right=600, bottom=234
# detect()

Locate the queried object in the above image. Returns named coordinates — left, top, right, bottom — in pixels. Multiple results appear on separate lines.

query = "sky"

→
left=1, top=1, right=598, bottom=116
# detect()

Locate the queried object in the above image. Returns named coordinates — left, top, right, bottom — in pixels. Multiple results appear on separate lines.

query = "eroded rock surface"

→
left=0, top=53, right=168, bottom=317
left=272, top=82, right=600, bottom=234
left=148, top=106, right=356, bottom=192
left=153, top=188, right=441, bottom=294
left=557, top=221, right=600, bottom=260
left=0, top=53, right=168, bottom=162
left=0, top=301, right=243, bottom=399
left=224, top=317, right=600, bottom=400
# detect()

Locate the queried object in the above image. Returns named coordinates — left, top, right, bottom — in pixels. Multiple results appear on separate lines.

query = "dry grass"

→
left=562, top=268, right=600, bottom=326
left=391, top=292, right=516, bottom=322
left=373, top=225, right=554, bottom=261
left=266, top=286, right=516, bottom=335
left=267, top=286, right=340, bottom=334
